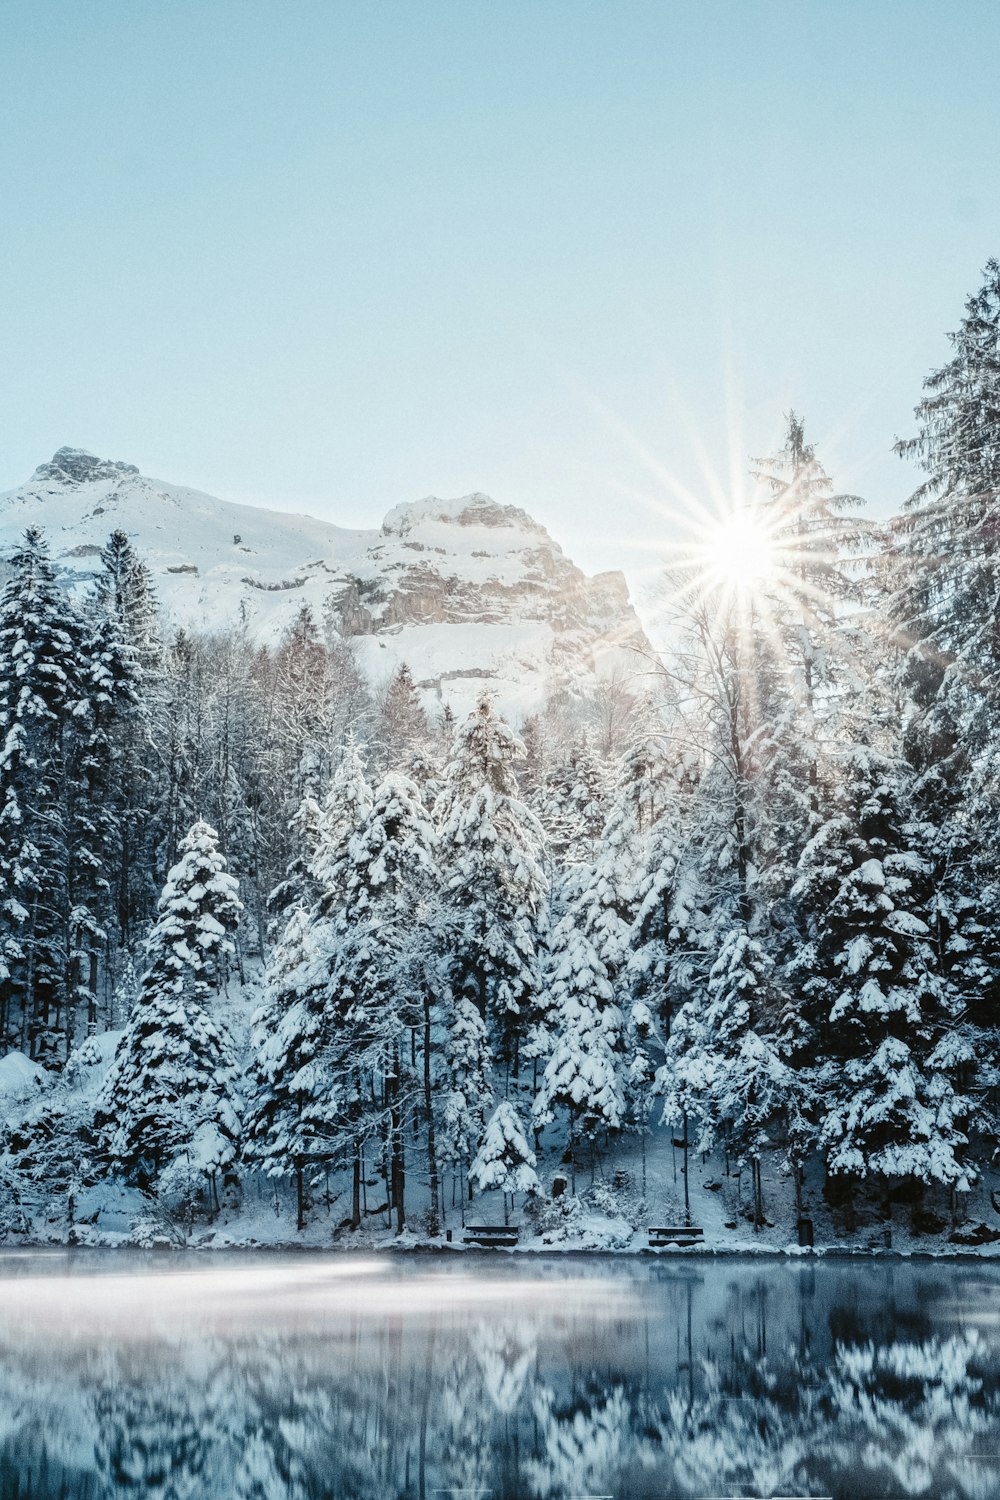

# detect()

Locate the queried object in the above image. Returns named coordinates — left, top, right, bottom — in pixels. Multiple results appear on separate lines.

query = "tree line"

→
left=6, top=259, right=1000, bottom=1238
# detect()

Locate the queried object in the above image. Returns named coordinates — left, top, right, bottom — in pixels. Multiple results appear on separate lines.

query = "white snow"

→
left=0, top=451, right=647, bottom=722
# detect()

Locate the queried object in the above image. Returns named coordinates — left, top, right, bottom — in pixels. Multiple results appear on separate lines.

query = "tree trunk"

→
left=351, top=1150, right=361, bottom=1230
left=682, top=1111, right=690, bottom=1225
left=295, top=1156, right=305, bottom=1232
left=423, top=993, right=440, bottom=1237
left=390, top=1041, right=405, bottom=1234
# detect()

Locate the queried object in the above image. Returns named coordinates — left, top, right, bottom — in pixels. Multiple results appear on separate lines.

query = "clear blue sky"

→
left=2, top=1, right=999, bottom=589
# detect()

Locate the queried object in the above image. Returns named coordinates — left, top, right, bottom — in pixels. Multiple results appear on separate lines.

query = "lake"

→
left=1, top=1251, right=999, bottom=1498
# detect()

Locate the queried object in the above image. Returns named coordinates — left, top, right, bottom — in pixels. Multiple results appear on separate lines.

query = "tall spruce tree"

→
left=792, top=737, right=976, bottom=1211
left=95, top=820, right=243, bottom=1195
left=887, top=261, right=1000, bottom=1076
left=244, top=746, right=373, bottom=1228
left=0, top=527, right=89, bottom=1059
left=436, top=694, right=547, bottom=1073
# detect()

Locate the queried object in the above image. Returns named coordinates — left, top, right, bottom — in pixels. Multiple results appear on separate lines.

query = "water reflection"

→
left=2, top=1254, right=1000, bottom=1498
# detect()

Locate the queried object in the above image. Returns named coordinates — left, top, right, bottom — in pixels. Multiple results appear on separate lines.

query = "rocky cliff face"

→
left=0, top=450, right=649, bottom=721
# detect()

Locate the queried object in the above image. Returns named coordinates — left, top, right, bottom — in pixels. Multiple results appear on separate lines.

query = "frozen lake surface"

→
left=3, top=1251, right=1000, bottom=1497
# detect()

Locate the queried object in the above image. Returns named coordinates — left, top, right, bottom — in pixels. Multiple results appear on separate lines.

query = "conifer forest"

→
left=7, top=262, right=1000, bottom=1253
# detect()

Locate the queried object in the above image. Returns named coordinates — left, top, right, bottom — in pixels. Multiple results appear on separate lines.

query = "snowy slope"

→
left=0, top=449, right=648, bottom=720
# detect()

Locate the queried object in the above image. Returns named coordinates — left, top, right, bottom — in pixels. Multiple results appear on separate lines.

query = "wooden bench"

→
left=463, top=1223, right=520, bottom=1248
left=648, top=1224, right=704, bottom=1250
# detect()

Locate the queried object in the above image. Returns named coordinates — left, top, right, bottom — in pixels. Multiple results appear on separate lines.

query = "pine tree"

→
left=892, top=258, right=1000, bottom=683
left=436, top=694, right=547, bottom=1072
left=318, top=772, right=439, bottom=1234
left=585, top=718, right=672, bottom=986
left=378, top=662, right=430, bottom=771
left=533, top=914, right=625, bottom=1192
left=886, top=263, right=1000, bottom=1093
left=95, top=821, right=243, bottom=1199
left=660, top=923, right=796, bottom=1227
left=246, top=747, right=375, bottom=1228
left=309, top=737, right=373, bottom=894
left=0, top=527, right=89, bottom=1059
left=249, top=769, right=439, bottom=1233
left=469, top=1100, right=540, bottom=1224
left=74, top=558, right=151, bottom=1025
left=243, top=904, right=340, bottom=1230
left=750, top=412, right=868, bottom=725
left=439, top=991, right=493, bottom=1208
left=534, top=737, right=607, bottom=873
left=792, top=739, right=976, bottom=1209
left=95, top=528, right=161, bottom=674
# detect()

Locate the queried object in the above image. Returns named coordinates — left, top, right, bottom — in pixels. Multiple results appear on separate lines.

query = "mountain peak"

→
left=31, top=447, right=140, bottom=486
left=381, top=493, right=548, bottom=540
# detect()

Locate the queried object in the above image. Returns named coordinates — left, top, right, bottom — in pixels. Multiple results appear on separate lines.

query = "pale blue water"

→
left=1, top=1251, right=999, bottom=1498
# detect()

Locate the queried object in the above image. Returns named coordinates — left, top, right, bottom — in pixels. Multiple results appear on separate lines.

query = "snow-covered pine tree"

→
left=891, top=259, right=1000, bottom=687
left=317, top=772, right=439, bottom=1234
left=469, top=1099, right=540, bottom=1225
left=309, top=736, right=373, bottom=895
left=534, top=736, right=608, bottom=875
left=584, top=714, right=672, bottom=988
left=885, top=265, right=1000, bottom=1108
left=377, top=662, right=430, bottom=772
left=245, top=745, right=375, bottom=1229
left=96, top=528, right=161, bottom=675
left=439, top=990, right=493, bottom=1210
left=253, top=769, right=439, bottom=1233
left=750, top=412, right=869, bottom=726
left=660, top=921, right=797, bottom=1227
left=792, top=737, right=976, bottom=1216
left=436, top=693, right=547, bottom=1073
left=73, top=555, right=153, bottom=1029
left=626, top=789, right=693, bottom=1180
left=95, top=820, right=243, bottom=1202
left=265, top=788, right=324, bottom=926
left=0, top=527, right=89, bottom=1060
left=243, top=904, right=339, bottom=1229
left=270, top=604, right=368, bottom=805
left=533, top=913, right=625, bottom=1192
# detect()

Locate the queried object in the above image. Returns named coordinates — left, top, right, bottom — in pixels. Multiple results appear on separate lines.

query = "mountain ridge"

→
left=0, top=447, right=648, bottom=721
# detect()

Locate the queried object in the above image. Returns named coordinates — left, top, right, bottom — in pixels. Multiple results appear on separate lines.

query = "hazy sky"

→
left=3, top=1, right=1000, bottom=593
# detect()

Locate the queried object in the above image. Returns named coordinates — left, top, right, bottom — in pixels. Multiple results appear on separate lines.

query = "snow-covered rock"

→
left=0, top=449, right=648, bottom=720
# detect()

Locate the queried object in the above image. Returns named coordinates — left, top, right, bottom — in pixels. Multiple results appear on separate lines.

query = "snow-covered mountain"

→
left=0, top=448, right=647, bottom=720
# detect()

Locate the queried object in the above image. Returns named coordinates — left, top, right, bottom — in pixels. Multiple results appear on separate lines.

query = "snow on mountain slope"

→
left=0, top=449, right=648, bottom=720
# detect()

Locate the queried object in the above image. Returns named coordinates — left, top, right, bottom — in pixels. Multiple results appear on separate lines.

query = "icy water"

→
left=2, top=1254, right=1000, bottom=1498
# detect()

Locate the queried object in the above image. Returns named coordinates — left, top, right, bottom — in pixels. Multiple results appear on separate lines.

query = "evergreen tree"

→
left=793, top=740, right=976, bottom=1207
left=533, top=913, right=625, bottom=1191
left=439, top=991, right=493, bottom=1207
left=318, top=772, right=439, bottom=1234
left=886, top=262, right=1000, bottom=1077
left=0, top=527, right=88, bottom=1059
left=660, top=923, right=797, bottom=1227
left=469, top=1099, right=540, bottom=1224
left=436, top=694, right=547, bottom=1071
left=892, top=258, right=1000, bottom=682
left=243, top=904, right=339, bottom=1230
left=95, top=820, right=243, bottom=1197
left=95, top=528, right=161, bottom=674
left=378, top=662, right=430, bottom=771
left=246, top=744, right=375, bottom=1228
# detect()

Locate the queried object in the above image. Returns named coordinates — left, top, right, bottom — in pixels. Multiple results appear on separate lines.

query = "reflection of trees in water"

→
left=4, top=1273, right=1000, bottom=1499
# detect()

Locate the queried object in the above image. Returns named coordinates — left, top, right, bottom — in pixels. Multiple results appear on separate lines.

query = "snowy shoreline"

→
left=9, top=1235, right=1000, bottom=1263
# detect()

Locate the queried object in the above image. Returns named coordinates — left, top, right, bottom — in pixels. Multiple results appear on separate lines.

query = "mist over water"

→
left=3, top=1253, right=1000, bottom=1499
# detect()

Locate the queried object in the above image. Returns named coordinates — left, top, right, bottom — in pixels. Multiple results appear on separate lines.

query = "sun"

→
left=700, top=507, right=777, bottom=592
